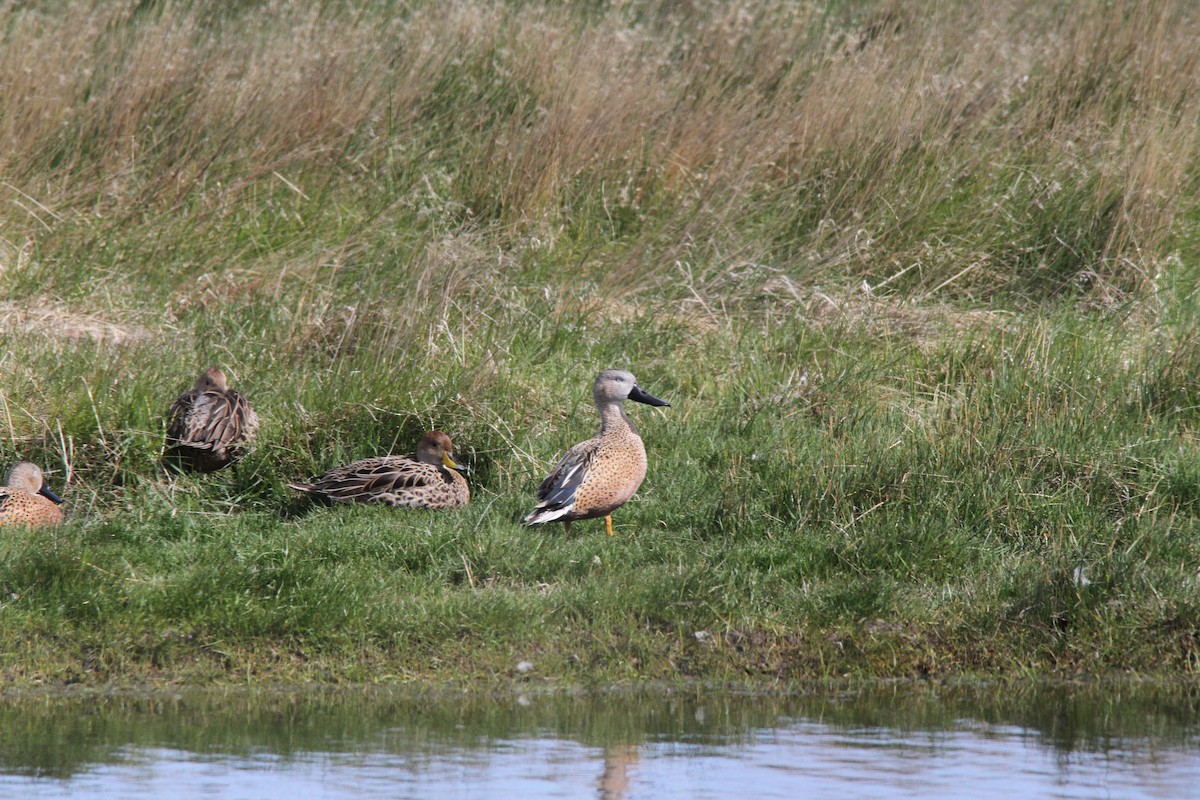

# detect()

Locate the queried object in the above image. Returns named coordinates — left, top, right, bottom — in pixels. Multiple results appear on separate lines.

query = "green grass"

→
left=2, top=0, right=1200, bottom=688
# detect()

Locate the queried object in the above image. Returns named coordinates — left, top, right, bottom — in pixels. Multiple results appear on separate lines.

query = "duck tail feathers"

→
left=524, top=504, right=573, bottom=527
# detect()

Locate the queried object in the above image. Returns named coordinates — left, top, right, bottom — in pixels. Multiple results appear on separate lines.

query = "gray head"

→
left=5, top=461, right=63, bottom=504
left=593, top=369, right=670, bottom=408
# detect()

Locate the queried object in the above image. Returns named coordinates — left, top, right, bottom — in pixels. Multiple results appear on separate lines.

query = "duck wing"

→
left=294, top=456, right=448, bottom=503
left=167, top=389, right=258, bottom=452
left=534, top=441, right=597, bottom=512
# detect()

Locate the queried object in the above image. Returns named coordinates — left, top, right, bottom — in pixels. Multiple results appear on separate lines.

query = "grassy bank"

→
left=2, top=0, right=1200, bottom=688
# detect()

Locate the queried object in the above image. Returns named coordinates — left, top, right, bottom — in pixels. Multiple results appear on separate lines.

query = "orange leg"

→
left=605, top=514, right=614, bottom=536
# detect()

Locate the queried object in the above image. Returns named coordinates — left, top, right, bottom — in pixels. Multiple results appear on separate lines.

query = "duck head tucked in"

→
left=164, top=366, right=259, bottom=473
left=288, top=430, right=469, bottom=509
left=195, top=366, right=228, bottom=392
left=525, top=369, right=670, bottom=536
left=0, top=461, right=64, bottom=528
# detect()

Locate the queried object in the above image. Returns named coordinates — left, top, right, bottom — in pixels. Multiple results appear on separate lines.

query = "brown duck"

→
left=164, top=367, right=259, bottom=472
left=289, top=430, right=469, bottom=509
left=0, top=461, right=64, bottom=528
left=525, top=369, right=670, bottom=536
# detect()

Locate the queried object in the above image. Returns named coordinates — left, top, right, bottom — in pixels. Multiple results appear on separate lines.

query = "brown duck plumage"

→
left=289, top=430, right=469, bottom=509
left=0, top=461, right=64, bottom=528
left=524, top=369, right=670, bottom=536
left=164, top=367, right=259, bottom=472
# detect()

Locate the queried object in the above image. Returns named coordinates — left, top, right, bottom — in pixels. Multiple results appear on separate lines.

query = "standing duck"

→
left=289, top=430, right=469, bottom=509
left=525, top=369, right=670, bottom=536
left=164, top=367, right=259, bottom=473
left=0, top=461, right=64, bottom=528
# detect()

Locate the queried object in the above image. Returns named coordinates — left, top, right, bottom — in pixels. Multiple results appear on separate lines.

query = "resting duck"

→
left=289, top=430, right=469, bottom=509
left=0, top=461, right=64, bottom=528
left=164, top=367, right=259, bottom=472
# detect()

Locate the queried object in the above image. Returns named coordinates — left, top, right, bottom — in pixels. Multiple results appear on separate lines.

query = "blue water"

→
left=2, top=685, right=1197, bottom=799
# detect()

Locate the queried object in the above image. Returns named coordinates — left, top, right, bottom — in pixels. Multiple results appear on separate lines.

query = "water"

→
left=1, top=682, right=1197, bottom=799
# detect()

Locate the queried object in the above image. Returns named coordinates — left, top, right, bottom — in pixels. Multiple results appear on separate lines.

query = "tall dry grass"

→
left=0, top=0, right=1196, bottom=312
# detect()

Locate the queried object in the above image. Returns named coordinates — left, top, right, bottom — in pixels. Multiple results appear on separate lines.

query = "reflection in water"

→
left=599, top=744, right=638, bottom=800
left=0, top=682, right=1196, bottom=799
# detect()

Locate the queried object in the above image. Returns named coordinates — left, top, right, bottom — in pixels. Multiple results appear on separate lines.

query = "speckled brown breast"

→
left=376, top=464, right=469, bottom=509
left=571, top=427, right=648, bottom=519
left=0, top=490, right=64, bottom=528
